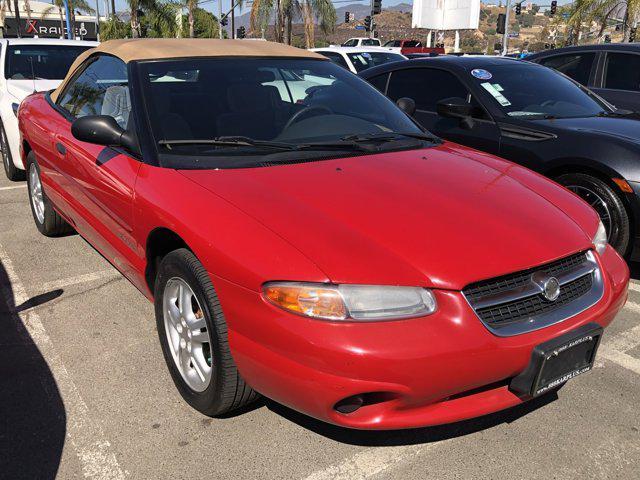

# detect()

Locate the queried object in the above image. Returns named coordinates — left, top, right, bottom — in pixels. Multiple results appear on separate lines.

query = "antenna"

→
left=28, top=56, right=36, bottom=93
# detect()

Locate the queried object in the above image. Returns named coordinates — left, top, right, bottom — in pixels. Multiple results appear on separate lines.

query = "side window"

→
left=343, top=39, right=357, bottom=47
left=538, top=53, right=595, bottom=85
left=57, top=55, right=131, bottom=129
left=604, top=53, right=640, bottom=92
left=320, top=52, right=349, bottom=70
left=387, top=68, right=470, bottom=112
left=367, top=73, right=389, bottom=93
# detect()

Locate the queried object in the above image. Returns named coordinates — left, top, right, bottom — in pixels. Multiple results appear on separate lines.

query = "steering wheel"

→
left=283, top=105, right=333, bottom=130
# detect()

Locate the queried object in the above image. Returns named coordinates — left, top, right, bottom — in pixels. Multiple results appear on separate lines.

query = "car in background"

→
left=383, top=39, right=445, bottom=55
left=19, top=38, right=629, bottom=430
left=312, top=46, right=406, bottom=74
left=360, top=56, right=640, bottom=260
left=527, top=44, right=640, bottom=112
left=0, top=38, right=98, bottom=181
left=341, top=37, right=381, bottom=47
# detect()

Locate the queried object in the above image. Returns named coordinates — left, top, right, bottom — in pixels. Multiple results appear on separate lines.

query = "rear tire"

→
left=1, top=121, right=25, bottom=181
left=154, top=248, right=259, bottom=416
left=26, top=153, right=74, bottom=237
left=556, top=172, right=630, bottom=256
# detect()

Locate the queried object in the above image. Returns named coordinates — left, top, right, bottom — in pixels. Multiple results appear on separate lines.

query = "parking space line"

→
left=0, top=184, right=27, bottom=191
left=0, top=242, right=126, bottom=480
left=302, top=443, right=441, bottom=480
left=38, top=269, right=120, bottom=293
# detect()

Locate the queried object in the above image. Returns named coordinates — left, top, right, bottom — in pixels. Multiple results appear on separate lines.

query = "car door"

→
left=53, top=54, right=141, bottom=277
left=593, top=51, right=640, bottom=112
left=382, top=67, right=502, bottom=155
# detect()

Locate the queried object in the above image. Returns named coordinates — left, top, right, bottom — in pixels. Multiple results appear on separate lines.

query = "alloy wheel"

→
left=29, top=163, right=45, bottom=224
left=163, top=277, right=213, bottom=392
left=566, top=185, right=612, bottom=241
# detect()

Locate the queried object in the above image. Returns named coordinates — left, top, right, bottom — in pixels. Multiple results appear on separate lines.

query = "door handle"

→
left=56, top=142, right=66, bottom=155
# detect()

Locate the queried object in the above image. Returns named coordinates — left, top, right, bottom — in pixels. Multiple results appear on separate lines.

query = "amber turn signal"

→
left=263, top=283, right=348, bottom=320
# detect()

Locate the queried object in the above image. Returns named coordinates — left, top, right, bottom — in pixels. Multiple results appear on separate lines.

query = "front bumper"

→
left=213, top=247, right=629, bottom=430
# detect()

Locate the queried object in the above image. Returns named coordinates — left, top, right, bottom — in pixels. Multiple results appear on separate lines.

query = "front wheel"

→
left=154, top=249, right=258, bottom=416
left=556, top=173, right=631, bottom=257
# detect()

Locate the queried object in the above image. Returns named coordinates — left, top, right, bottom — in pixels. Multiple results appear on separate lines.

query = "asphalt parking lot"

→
left=1, top=173, right=639, bottom=480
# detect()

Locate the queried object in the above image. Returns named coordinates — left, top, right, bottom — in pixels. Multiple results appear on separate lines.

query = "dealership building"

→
left=0, top=1, right=105, bottom=40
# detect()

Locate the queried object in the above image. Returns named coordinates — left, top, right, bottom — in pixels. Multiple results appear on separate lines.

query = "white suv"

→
left=341, top=38, right=381, bottom=47
left=1, top=38, right=97, bottom=180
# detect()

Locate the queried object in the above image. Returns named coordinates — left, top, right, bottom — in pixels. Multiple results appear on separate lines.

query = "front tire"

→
left=154, top=249, right=258, bottom=416
left=556, top=172, right=631, bottom=257
left=1, top=120, right=25, bottom=181
left=26, top=153, right=73, bottom=237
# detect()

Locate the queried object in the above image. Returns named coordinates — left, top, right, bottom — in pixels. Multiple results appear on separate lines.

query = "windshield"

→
left=346, top=52, right=405, bottom=72
left=5, top=45, right=92, bottom=80
left=139, top=58, right=430, bottom=168
left=469, top=63, right=607, bottom=119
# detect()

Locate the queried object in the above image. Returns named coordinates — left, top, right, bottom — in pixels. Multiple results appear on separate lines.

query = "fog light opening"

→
left=334, top=395, right=364, bottom=414
left=333, top=392, right=397, bottom=415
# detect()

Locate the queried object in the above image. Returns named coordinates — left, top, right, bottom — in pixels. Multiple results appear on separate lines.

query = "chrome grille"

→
left=463, top=251, right=603, bottom=336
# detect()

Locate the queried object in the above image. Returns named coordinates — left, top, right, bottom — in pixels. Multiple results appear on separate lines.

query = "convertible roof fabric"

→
left=51, top=38, right=326, bottom=102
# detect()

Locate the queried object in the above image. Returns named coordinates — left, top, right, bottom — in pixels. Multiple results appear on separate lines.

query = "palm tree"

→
left=127, top=0, right=173, bottom=38
left=185, top=0, right=196, bottom=37
left=41, top=0, right=69, bottom=37
left=41, top=0, right=94, bottom=38
left=570, top=0, right=640, bottom=42
left=299, top=0, right=335, bottom=48
left=0, top=0, right=13, bottom=38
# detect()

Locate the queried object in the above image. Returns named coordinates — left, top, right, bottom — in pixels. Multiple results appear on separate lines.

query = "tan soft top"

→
left=51, top=38, right=326, bottom=102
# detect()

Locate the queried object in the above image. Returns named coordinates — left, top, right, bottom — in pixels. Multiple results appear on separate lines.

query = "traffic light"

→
left=515, top=3, right=521, bottom=15
left=220, top=15, right=228, bottom=27
left=373, top=0, right=382, bottom=15
left=345, top=11, right=350, bottom=23
left=494, top=42, right=502, bottom=52
left=630, top=27, right=637, bottom=42
left=364, top=15, right=371, bottom=32
left=236, top=26, right=246, bottom=38
left=604, top=34, right=611, bottom=43
left=550, top=1, right=557, bottom=15
left=497, top=13, right=506, bottom=35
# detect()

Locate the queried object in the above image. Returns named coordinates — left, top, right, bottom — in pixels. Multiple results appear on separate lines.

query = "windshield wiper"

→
left=158, top=136, right=298, bottom=151
left=596, top=109, right=636, bottom=117
left=341, top=132, right=438, bottom=143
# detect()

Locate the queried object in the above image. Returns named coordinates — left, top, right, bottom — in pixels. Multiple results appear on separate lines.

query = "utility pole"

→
left=501, top=0, right=511, bottom=55
left=231, top=2, right=235, bottom=39
left=369, top=0, right=374, bottom=39
left=95, top=0, right=100, bottom=41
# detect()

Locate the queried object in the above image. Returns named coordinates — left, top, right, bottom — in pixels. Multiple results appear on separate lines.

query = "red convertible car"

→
left=18, top=39, right=629, bottom=430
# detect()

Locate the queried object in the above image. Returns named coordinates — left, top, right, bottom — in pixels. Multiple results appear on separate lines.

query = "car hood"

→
left=181, top=144, right=595, bottom=290
left=531, top=116, right=640, bottom=143
left=6, top=79, right=61, bottom=101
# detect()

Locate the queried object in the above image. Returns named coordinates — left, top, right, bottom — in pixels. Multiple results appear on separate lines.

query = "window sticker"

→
left=471, top=69, right=492, bottom=80
left=481, top=82, right=512, bottom=106
left=492, top=83, right=504, bottom=92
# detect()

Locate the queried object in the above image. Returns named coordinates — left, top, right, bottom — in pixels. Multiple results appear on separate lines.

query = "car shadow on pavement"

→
left=0, top=262, right=66, bottom=480
left=261, top=391, right=559, bottom=447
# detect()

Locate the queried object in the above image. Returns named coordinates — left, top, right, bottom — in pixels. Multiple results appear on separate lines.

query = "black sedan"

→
left=526, top=44, right=640, bottom=113
left=360, top=56, right=640, bottom=259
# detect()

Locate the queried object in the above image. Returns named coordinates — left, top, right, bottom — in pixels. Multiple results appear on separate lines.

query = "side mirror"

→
left=71, top=115, right=138, bottom=153
left=396, top=97, right=416, bottom=116
left=436, top=97, right=475, bottom=129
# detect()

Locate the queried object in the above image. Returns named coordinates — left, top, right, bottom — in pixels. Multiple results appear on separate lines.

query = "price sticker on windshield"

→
left=481, top=82, right=512, bottom=106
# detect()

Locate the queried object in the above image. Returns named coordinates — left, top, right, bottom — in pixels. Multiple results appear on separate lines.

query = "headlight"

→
left=593, top=220, right=607, bottom=255
left=262, top=282, right=437, bottom=321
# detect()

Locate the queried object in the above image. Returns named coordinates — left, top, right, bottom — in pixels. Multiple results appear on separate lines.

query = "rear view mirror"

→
left=396, top=97, right=416, bottom=116
left=71, top=115, right=138, bottom=153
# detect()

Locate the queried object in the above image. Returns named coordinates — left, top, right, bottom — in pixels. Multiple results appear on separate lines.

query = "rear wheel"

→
left=1, top=121, right=25, bottom=181
left=26, top=153, right=73, bottom=237
left=154, top=248, right=259, bottom=416
left=556, top=172, right=630, bottom=256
